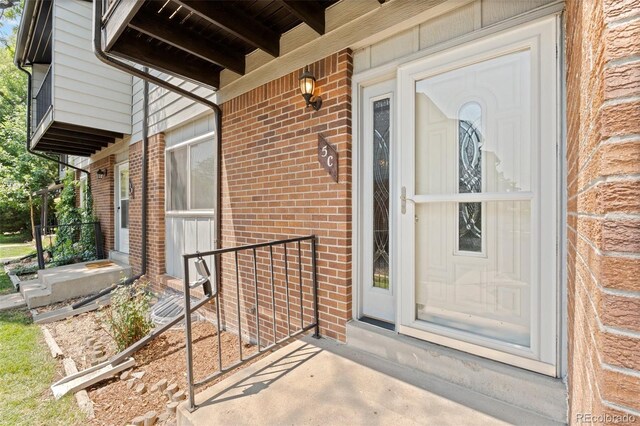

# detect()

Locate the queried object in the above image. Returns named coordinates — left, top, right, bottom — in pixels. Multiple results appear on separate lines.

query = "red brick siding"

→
left=566, top=0, right=640, bottom=420
left=219, top=49, right=353, bottom=342
left=89, top=156, right=115, bottom=254
left=129, top=134, right=166, bottom=288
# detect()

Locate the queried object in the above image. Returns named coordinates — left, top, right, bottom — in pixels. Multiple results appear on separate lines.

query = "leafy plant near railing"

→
left=103, top=279, right=154, bottom=351
left=51, top=170, right=98, bottom=266
left=9, top=264, right=38, bottom=276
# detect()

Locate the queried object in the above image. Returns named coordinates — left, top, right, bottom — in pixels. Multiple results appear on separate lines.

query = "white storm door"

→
left=115, top=162, right=130, bottom=254
left=361, top=80, right=396, bottom=323
left=397, top=18, right=558, bottom=374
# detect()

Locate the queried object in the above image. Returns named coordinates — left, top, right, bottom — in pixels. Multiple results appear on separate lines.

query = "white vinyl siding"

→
left=353, top=0, right=557, bottom=74
left=131, top=71, right=215, bottom=143
left=52, top=0, right=132, bottom=136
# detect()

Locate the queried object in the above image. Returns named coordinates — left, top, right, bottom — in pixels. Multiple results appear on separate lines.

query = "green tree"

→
left=0, top=10, right=57, bottom=236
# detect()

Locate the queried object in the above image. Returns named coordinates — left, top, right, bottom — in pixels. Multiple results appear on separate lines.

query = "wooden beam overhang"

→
left=281, top=1, right=326, bottom=35
left=128, top=15, right=246, bottom=75
left=31, top=122, right=121, bottom=157
left=100, top=0, right=340, bottom=88
left=174, top=0, right=281, bottom=57
left=38, top=145, right=96, bottom=157
left=51, top=122, right=123, bottom=140
left=42, top=131, right=112, bottom=148
left=39, top=137, right=107, bottom=151
left=113, top=30, right=221, bottom=89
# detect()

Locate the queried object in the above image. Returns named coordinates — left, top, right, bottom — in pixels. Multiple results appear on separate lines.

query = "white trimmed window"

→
left=165, top=133, right=215, bottom=213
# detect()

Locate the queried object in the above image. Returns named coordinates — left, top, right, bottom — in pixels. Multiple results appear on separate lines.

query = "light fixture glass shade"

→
left=298, top=68, right=322, bottom=111
left=299, top=69, right=316, bottom=101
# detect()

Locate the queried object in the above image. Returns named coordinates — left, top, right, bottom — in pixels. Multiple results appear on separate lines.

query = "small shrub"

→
left=9, top=264, right=38, bottom=276
left=104, top=280, right=154, bottom=351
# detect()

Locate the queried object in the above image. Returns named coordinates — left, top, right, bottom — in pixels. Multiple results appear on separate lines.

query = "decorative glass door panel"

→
left=397, top=19, right=558, bottom=374
left=362, top=80, right=396, bottom=323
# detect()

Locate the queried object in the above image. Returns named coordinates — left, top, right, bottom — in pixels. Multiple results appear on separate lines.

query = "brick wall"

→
left=219, top=49, right=353, bottom=342
left=89, top=156, right=115, bottom=254
left=566, top=0, right=640, bottom=421
left=129, top=134, right=166, bottom=287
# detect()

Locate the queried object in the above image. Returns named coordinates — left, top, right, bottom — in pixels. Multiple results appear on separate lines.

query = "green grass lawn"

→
left=0, top=232, right=31, bottom=245
left=0, top=310, right=85, bottom=426
left=0, top=243, right=36, bottom=260
left=0, top=269, right=13, bottom=296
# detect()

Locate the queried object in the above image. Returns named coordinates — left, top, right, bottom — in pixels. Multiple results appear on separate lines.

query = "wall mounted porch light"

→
left=299, top=67, right=322, bottom=111
left=96, top=168, right=108, bottom=179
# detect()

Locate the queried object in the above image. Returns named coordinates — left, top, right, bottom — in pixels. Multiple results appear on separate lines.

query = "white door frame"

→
left=356, top=79, right=398, bottom=323
left=115, top=161, right=130, bottom=254
left=352, top=15, right=562, bottom=377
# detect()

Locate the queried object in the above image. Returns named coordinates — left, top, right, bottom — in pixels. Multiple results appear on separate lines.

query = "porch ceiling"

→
left=102, top=0, right=342, bottom=88
left=32, top=122, right=122, bottom=157
left=21, top=0, right=53, bottom=65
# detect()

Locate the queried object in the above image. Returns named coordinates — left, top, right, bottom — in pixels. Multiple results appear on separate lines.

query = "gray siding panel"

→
left=52, top=0, right=132, bottom=135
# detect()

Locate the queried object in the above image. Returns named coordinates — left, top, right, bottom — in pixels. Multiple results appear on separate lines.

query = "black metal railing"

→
left=182, top=235, right=319, bottom=411
left=34, top=222, right=105, bottom=269
left=33, top=66, right=52, bottom=130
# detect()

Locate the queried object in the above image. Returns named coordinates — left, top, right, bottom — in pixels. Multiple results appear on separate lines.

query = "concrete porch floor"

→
left=178, top=335, right=561, bottom=426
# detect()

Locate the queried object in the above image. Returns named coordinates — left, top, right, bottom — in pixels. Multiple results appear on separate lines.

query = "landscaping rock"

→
left=130, top=416, right=145, bottom=426
left=166, top=401, right=179, bottom=414
left=135, top=382, right=147, bottom=394
left=150, top=379, right=167, bottom=393
left=132, top=371, right=145, bottom=379
left=85, top=337, right=97, bottom=346
left=157, top=412, right=170, bottom=423
left=171, top=390, right=185, bottom=402
left=164, top=383, right=177, bottom=398
left=143, top=410, right=157, bottom=426
left=121, top=370, right=131, bottom=381
left=126, top=379, right=136, bottom=390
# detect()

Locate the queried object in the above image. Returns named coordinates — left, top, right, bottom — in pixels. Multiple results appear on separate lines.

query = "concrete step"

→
left=20, top=279, right=49, bottom=308
left=179, top=335, right=562, bottom=426
left=24, top=260, right=132, bottom=309
left=346, top=320, right=567, bottom=424
left=109, top=250, right=129, bottom=265
left=0, top=292, right=27, bottom=312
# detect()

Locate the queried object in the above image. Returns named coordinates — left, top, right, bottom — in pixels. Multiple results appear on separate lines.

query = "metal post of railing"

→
left=234, top=251, right=243, bottom=361
left=283, top=243, right=291, bottom=336
left=35, top=225, right=45, bottom=270
left=252, top=248, right=261, bottom=349
left=93, top=222, right=104, bottom=259
left=312, top=237, right=320, bottom=338
left=214, top=253, right=223, bottom=373
left=297, top=241, right=303, bottom=329
left=183, top=256, right=196, bottom=411
left=269, top=245, right=277, bottom=344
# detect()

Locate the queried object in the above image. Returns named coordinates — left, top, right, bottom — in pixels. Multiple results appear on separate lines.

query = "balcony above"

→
left=101, top=0, right=341, bottom=88
left=16, top=0, right=132, bottom=157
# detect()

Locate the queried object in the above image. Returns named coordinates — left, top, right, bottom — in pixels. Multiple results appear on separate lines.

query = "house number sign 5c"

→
left=318, top=134, right=338, bottom=182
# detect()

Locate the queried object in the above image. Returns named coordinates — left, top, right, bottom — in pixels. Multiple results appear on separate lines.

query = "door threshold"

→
left=346, top=319, right=567, bottom=423
left=359, top=316, right=395, bottom=331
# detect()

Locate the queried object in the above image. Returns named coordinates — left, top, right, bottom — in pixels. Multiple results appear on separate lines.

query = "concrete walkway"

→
left=178, top=336, right=560, bottom=426
left=0, top=292, right=26, bottom=312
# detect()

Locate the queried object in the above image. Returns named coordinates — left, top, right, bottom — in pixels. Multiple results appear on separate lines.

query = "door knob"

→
left=401, top=186, right=415, bottom=214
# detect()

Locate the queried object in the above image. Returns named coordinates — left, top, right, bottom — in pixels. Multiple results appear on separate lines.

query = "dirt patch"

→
left=45, top=310, right=117, bottom=370
left=48, top=310, right=260, bottom=426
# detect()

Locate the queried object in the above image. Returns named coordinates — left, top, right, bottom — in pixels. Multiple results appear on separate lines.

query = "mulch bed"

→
left=46, top=310, right=259, bottom=426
